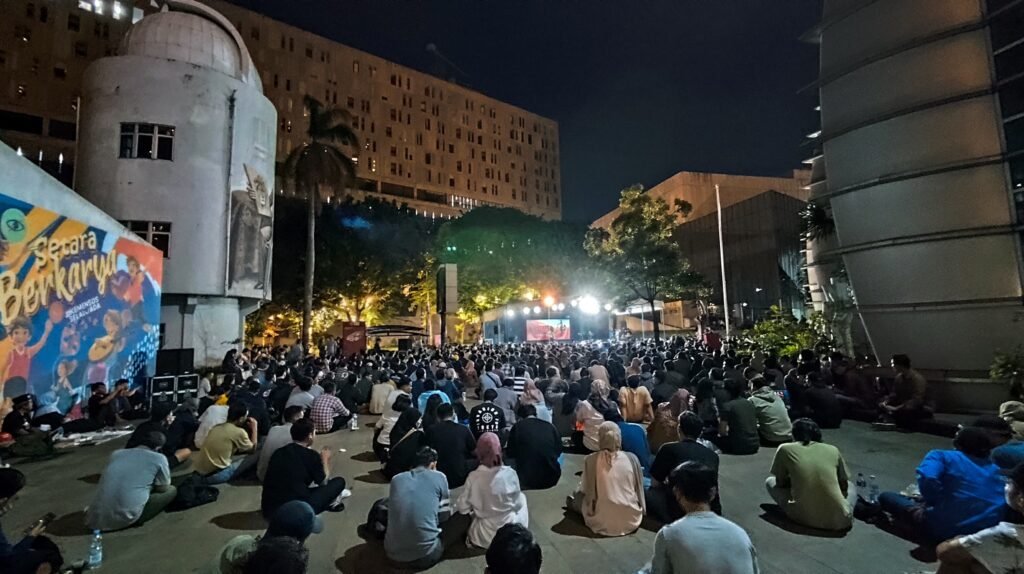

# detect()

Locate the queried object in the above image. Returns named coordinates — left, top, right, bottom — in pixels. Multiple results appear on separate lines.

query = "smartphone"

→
left=25, top=512, right=56, bottom=534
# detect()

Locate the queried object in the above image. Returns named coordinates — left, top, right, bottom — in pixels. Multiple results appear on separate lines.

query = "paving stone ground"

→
left=4, top=418, right=951, bottom=573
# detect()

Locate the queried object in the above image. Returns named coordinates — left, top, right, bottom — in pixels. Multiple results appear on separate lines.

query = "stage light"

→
left=570, top=299, right=579, bottom=308
left=505, top=309, right=515, bottom=318
left=579, top=295, right=600, bottom=315
left=522, top=306, right=531, bottom=315
left=556, top=303, right=565, bottom=311
left=533, top=306, right=541, bottom=314
left=603, top=303, right=613, bottom=311
left=543, top=295, right=555, bottom=307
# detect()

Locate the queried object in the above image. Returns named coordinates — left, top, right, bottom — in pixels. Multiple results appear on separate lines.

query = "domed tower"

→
left=76, top=0, right=277, bottom=366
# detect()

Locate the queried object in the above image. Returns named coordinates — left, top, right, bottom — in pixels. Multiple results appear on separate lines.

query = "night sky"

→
left=229, top=0, right=823, bottom=222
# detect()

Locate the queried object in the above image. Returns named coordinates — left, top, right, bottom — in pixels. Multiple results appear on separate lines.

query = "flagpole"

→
left=715, top=184, right=731, bottom=338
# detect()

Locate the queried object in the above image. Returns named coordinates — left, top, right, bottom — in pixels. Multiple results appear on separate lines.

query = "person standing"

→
left=261, top=419, right=348, bottom=516
left=87, top=431, right=176, bottom=531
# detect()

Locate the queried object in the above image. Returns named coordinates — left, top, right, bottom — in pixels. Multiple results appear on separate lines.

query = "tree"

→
left=585, top=184, right=704, bottom=340
left=281, top=96, right=358, bottom=350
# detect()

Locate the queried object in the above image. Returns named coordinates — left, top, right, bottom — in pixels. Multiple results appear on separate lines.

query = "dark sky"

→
left=230, top=0, right=823, bottom=222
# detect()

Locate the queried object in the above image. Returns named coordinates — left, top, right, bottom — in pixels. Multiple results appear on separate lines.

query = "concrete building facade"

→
left=0, top=0, right=562, bottom=221
left=75, top=0, right=277, bottom=366
left=809, top=0, right=1024, bottom=377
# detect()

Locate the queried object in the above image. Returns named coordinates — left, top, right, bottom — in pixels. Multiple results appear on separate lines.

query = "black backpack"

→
left=167, top=474, right=220, bottom=511
left=362, top=497, right=389, bottom=540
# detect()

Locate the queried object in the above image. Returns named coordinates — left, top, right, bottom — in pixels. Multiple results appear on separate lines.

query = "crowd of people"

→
left=2, top=335, right=1023, bottom=573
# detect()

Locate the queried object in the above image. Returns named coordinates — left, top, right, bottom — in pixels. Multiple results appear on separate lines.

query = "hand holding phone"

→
left=26, top=512, right=56, bottom=536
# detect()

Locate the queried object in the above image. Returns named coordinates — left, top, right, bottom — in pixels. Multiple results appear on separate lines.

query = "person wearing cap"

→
left=0, top=394, right=36, bottom=437
left=937, top=462, right=1024, bottom=573
left=204, top=500, right=321, bottom=574
left=261, top=418, right=348, bottom=516
left=87, top=430, right=176, bottom=531
left=878, top=425, right=1005, bottom=544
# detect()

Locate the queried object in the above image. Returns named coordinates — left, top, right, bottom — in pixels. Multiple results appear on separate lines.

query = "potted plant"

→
left=992, top=345, right=1024, bottom=400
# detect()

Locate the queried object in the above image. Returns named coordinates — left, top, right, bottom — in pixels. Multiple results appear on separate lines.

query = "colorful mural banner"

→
left=0, top=192, right=162, bottom=409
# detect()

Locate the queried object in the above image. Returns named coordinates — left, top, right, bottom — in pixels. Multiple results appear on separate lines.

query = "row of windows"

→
left=122, top=220, right=170, bottom=258
left=119, top=123, right=174, bottom=160
left=987, top=0, right=1024, bottom=243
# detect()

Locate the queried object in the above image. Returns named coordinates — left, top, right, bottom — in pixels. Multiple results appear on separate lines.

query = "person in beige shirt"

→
left=619, top=375, right=654, bottom=423
left=194, top=402, right=258, bottom=485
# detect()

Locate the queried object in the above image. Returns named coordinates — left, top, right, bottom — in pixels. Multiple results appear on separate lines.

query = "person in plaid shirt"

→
left=310, top=382, right=351, bottom=434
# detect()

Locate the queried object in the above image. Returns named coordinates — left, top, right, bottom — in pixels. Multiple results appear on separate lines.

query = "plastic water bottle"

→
left=349, top=414, right=358, bottom=431
left=88, top=530, right=103, bottom=567
left=868, top=475, right=880, bottom=503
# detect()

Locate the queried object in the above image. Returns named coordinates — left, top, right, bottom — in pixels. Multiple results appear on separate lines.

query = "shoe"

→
left=341, top=488, right=352, bottom=499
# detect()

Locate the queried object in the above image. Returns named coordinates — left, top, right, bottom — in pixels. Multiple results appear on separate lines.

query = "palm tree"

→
left=282, top=96, right=359, bottom=350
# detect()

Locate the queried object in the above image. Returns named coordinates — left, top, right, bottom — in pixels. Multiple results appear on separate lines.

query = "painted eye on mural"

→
left=0, top=209, right=27, bottom=242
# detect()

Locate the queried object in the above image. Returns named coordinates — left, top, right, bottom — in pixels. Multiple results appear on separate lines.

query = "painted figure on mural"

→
left=228, top=164, right=274, bottom=293
left=1, top=315, right=54, bottom=398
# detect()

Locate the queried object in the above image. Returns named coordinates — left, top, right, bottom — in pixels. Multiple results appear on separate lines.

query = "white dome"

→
left=122, top=9, right=242, bottom=81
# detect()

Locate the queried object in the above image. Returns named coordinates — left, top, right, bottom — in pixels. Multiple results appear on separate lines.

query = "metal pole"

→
left=715, top=184, right=731, bottom=338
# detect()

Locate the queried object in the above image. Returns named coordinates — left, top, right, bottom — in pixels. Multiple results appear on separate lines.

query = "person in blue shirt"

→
left=436, top=368, right=463, bottom=404
left=878, top=426, right=1005, bottom=544
left=606, top=410, right=651, bottom=477
left=417, top=379, right=452, bottom=413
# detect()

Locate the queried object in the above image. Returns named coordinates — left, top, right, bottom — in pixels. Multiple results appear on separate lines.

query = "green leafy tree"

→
left=281, top=95, right=359, bottom=349
left=585, top=184, right=703, bottom=340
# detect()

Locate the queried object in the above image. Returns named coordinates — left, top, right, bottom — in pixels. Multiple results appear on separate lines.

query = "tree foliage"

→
left=747, top=306, right=829, bottom=356
left=584, top=184, right=706, bottom=339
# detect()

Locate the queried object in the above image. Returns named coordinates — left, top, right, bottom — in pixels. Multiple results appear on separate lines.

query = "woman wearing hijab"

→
left=647, top=390, right=691, bottom=454
left=517, top=378, right=551, bottom=423
left=455, top=432, right=529, bottom=549
left=383, top=408, right=425, bottom=480
left=575, top=381, right=611, bottom=452
left=569, top=422, right=646, bottom=536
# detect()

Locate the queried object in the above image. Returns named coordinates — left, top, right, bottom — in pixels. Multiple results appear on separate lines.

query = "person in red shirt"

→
left=2, top=316, right=53, bottom=395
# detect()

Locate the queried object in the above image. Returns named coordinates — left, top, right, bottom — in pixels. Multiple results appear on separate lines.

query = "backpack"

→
left=363, top=497, right=389, bottom=540
left=167, top=474, right=220, bottom=511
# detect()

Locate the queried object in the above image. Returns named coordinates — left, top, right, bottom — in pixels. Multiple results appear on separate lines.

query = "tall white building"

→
left=76, top=0, right=276, bottom=366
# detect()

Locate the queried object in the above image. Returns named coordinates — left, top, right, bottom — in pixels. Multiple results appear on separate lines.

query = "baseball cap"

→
left=265, top=501, right=323, bottom=540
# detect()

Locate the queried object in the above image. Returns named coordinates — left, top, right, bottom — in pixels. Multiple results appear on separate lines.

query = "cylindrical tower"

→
left=814, top=0, right=1024, bottom=375
left=76, top=0, right=277, bottom=366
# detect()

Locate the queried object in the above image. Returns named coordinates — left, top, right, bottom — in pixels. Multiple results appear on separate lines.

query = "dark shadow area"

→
left=335, top=541, right=397, bottom=573
left=859, top=514, right=935, bottom=562
left=757, top=504, right=848, bottom=539
left=551, top=510, right=604, bottom=539
left=350, top=451, right=379, bottom=463
left=210, top=510, right=267, bottom=531
left=46, top=510, right=90, bottom=537
left=78, top=473, right=102, bottom=484
left=355, top=471, right=388, bottom=484
left=444, top=543, right=486, bottom=560
left=639, top=515, right=664, bottom=534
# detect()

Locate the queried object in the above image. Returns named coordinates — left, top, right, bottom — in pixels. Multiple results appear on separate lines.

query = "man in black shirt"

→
left=469, top=389, right=506, bottom=440
left=646, top=412, right=721, bottom=523
left=261, top=419, right=347, bottom=516
left=234, top=378, right=272, bottom=436
left=715, top=379, right=760, bottom=455
left=804, top=371, right=843, bottom=429
left=423, top=403, right=476, bottom=487
left=506, top=404, right=562, bottom=490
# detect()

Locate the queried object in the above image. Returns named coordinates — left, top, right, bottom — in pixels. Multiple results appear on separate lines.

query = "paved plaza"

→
left=5, top=418, right=952, bottom=574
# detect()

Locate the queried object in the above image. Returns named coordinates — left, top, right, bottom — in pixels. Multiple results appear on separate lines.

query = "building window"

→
left=288, top=37, right=294, bottom=52
left=123, top=221, right=171, bottom=258
left=305, top=46, right=313, bottom=58
left=119, top=123, right=174, bottom=160
left=353, top=60, right=359, bottom=73
left=67, top=13, right=80, bottom=31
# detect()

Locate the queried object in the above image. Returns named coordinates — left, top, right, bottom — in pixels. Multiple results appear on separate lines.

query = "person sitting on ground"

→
left=416, top=379, right=452, bottom=414
left=241, top=535, right=309, bottom=574
left=456, top=432, right=529, bottom=549
left=878, top=353, right=934, bottom=429
left=765, top=418, right=853, bottom=531
left=569, top=422, right=646, bottom=536
left=494, top=378, right=519, bottom=429
left=715, top=378, right=760, bottom=455
left=650, top=370, right=678, bottom=409
left=748, top=376, right=793, bottom=445
left=205, top=500, right=322, bottom=574
left=1, top=395, right=41, bottom=439
left=803, top=371, right=843, bottom=429
left=384, top=408, right=425, bottom=480
left=87, top=431, right=176, bottom=531
left=575, top=380, right=613, bottom=452
left=234, top=378, right=272, bottom=436
left=0, top=468, right=63, bottom=574
left=517, top=378, right=551, bottom=423
left=547, top=379, right=576, bottom=438
left=369, top=372, right=396, bottom=415
left=437, top=368, right=463, bottom=404
left=485, top=523, right=542, bottom=574
left=647, top=461, right=759, bottom=574
left=126, top=402, right=192, bottom=465
left=195, top=398, right=230, bottom=449
left=163, top=398, right=200, bottom=466
left=384, top=447, right=460, bottom=569
left=606, top=410, right=651, bottom=475
left=309, top=381, right=351, bottom=434
left=284, top=376, right=316, bottom=411
left=506, top=404, right=562, bottom=490
left=87, top=382, right=125, bottom=427
left=258, top=406, right=305, bottom=483
left=261, top=419, right=348, bottom=516
left=1001, top=401, right=1024, bottom=441
left=879, top=425, right=1005, bottom=544
left=693, top=378, right=720, bottom=435
left=937, top=461, right=1024, bottom=574
left=470, top=389, right=507, bottom=441
left=619, top=375, right=655, bottom=424
left=373, top=378, right=412, bottom=462
left=424, top=403, right=477, bottom=488
left=421, top=394, right=446, bottom=432
left=194, top=402, right=259, bottom=485
left=646, top=412, right=722, bottom=524
left=647, top=389, right=690, bottom=454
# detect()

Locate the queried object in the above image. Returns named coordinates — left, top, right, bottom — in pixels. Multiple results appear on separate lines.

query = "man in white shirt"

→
left=257, top=405, right=306, bottom=482
left=285, top=377, right=316, bottom=410
left=194, top=403, right=229, bottom=449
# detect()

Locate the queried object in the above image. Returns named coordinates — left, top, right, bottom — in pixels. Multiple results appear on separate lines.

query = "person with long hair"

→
left=765, top=418, right=853, bottom=531
left=421, top=394, right=445, bottom=432
left=455, top=432, right=529, bottom=548
left=384, top=408, right=425, bottom=480
left=569, top=422, right=646, bottom=536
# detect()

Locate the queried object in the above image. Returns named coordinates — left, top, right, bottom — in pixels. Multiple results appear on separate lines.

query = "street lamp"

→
left=543, top=295, right=555, bottom=307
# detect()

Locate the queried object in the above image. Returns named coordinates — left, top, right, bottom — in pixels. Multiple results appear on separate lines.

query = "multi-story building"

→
left=0, top=0, right=563, bottom=220
left=806, top=0, right=1024, bottom=395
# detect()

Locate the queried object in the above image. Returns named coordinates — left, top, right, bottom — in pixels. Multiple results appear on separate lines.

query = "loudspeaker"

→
left=156, top=348, right=195, bottom=376
left=151, top=376, right=176, bottom=393
left=176, top=373, right=199, bottom=391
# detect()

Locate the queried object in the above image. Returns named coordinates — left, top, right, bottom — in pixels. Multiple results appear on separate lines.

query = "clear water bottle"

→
left=88, top=530, right=103, bottom=567
left=868, top=475, right=880, bottom=503
left=349, top=414, right=358, bottom=431
left=855, top=472, right=867, bottom=492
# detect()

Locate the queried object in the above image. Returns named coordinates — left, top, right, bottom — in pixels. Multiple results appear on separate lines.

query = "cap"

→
left=265, top=501, right=323, bottom=540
